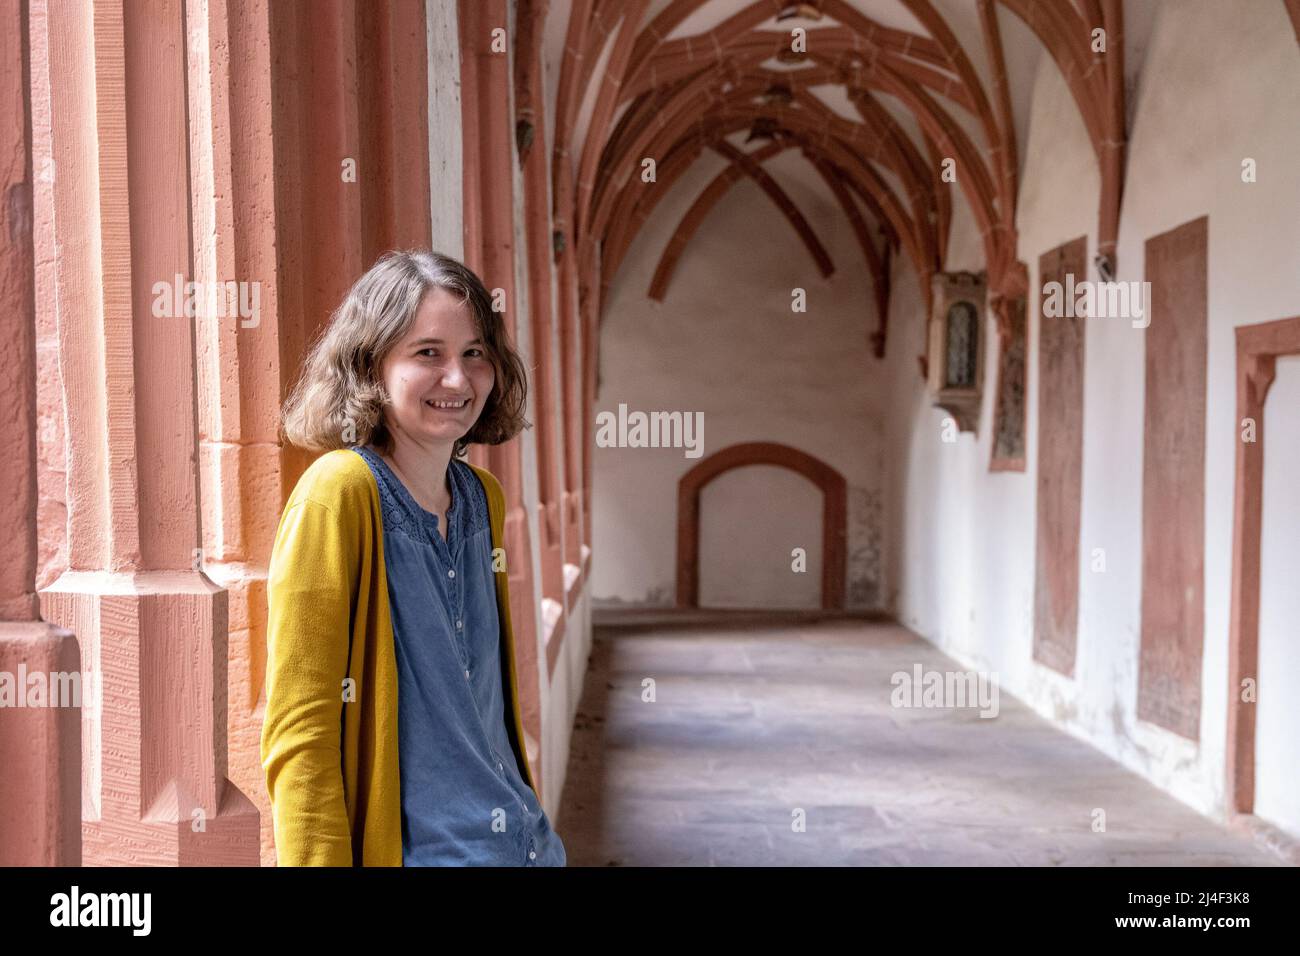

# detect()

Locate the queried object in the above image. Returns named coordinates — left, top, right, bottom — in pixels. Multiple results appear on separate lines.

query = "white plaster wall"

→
left=883, top=0, right=1300, bottom=825
left=591, top=142, right=894, bottom=610
left=699, top=465, right=823, bottom=608
left=884, top=38, right=1094, bottom=691
left=545, top=580, right=592, bottom=822
left=427, top=0, right=463, bottom=259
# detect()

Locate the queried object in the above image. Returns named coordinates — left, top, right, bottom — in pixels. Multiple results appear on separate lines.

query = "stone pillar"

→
left=185, top=0, right=285, bottom=867
left=459, top=0, right=546, bottom=792
left=517, top=0, right=569, bottom=650
left=548, top=0, right=591, bottom=591
left=557, top=245, right=588, bottom=581
left=268, top=0, right=364, bottom=493
left=0, top=0, right=81, bottom=868
left=36, top=0, right=257, bottom=865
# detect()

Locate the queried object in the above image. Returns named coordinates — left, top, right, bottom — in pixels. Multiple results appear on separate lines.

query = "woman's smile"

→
left=425, top=397, right=471, bottom=413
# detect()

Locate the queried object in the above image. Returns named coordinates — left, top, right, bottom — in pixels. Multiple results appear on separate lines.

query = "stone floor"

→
left=553, top=610, right=1287, bottom=866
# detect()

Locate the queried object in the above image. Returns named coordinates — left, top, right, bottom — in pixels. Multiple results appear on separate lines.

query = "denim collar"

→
left=351, top=446, right=487, bottom=544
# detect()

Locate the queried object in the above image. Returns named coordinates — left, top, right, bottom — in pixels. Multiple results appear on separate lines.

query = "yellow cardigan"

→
left=260, top=448, right=536, bottom=866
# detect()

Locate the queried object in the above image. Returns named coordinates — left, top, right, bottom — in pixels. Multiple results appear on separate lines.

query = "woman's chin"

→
left=418, top=422, right=472, bottom=443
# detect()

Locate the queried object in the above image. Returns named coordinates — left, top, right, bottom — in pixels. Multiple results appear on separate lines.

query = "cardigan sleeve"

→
left=261, top=495, right=358, bottom=866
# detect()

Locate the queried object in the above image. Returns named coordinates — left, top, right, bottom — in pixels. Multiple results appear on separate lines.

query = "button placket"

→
left=426, top=506, right=472, bottom=670
left=449, top=566, right=467, bottom=664
left=449, top=464, right=536, bottom=839
left=364, top=449, right=540, bottom=865
left=435, top=549, right=468, bottom=672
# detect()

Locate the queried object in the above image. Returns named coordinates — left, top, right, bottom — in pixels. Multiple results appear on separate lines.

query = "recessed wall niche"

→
left=927, top=271, right=987, bottom=432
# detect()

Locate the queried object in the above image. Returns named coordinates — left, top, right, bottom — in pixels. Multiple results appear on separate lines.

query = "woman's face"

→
left=378, top=288, right=496, bottom=451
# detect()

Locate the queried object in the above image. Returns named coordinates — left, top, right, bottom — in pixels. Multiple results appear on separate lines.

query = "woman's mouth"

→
left=425, top=398, right=470, bottom=412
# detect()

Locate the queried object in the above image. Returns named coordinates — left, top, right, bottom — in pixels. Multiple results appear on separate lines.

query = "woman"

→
left=261, top=249, right=567, bottom=867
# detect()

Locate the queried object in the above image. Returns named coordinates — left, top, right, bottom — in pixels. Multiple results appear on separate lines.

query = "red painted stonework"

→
left=1138, top=216, right=1208, bottom=741
left=0, top=0, right=82, bottom=867
left=518, top=0, right=570, bottom=676
left=990, top=294, right=1028, bottom=471
left=35, top=0, right=259, bottom=864
left=1033, top=237, right=1087, bottom=675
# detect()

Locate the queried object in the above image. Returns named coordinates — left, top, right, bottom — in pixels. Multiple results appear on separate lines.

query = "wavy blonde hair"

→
left=280, top=249, right=529, bottom=458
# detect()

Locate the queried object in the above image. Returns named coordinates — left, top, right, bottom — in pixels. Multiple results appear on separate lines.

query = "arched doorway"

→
left=676, top=442, right=846, bottom=610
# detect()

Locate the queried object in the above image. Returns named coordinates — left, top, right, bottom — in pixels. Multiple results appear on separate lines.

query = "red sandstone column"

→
left=550, top=0, right=591, bottom=588
left=186, top=0, right=286, bottom=867
left=459, top=0, right=546, bottom=793
left=357, top=0, right=433, bottom=261
left=0, top=0, right=81, bottom=868
left=36, top=0, right=257, bottom=865
left=30, top=0, right=68, bottom=594
left=557, top=245, right=588, bottom=579
left=517, top=0, right=569, bottom=669
left=580, top=267, right=599, bottom=562
left=269, top=0, right=365, bottom=494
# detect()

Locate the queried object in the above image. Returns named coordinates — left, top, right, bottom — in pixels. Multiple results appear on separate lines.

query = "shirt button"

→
left=448, top=569, right=455, bottom=578
left=456, top=619, right=462, bottom=629
left=497, top=760, right=503, bottom=771
left=529, top=851, right=536, bottom=860
left=464, top=669, right=470, bottom=679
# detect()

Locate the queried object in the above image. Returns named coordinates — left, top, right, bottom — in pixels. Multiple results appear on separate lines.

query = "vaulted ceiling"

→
left=534, top=1, right=1289, bottom=353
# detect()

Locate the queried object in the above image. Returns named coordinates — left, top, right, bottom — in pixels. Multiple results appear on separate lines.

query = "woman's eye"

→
left=417, top=347, right=482, bottom=358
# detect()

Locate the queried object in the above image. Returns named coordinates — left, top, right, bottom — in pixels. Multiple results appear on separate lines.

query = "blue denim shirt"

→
left=352, top=445, right=566, bottom=867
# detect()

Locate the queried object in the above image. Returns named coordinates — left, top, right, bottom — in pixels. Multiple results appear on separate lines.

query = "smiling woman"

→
left=279, top=250, right=528, bottom=460
left=262, top=250, right=565, bottom=867
left=374, top=286, right=500, bottom=518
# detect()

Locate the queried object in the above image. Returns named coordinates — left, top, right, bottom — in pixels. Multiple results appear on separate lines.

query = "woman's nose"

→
left=440, top=359, right=466, bottom=388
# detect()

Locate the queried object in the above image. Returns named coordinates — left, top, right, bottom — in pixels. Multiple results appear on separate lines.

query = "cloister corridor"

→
left=557, top=612, right=1283, bottom=866
left=1, top=0, right=1298, bottom=877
